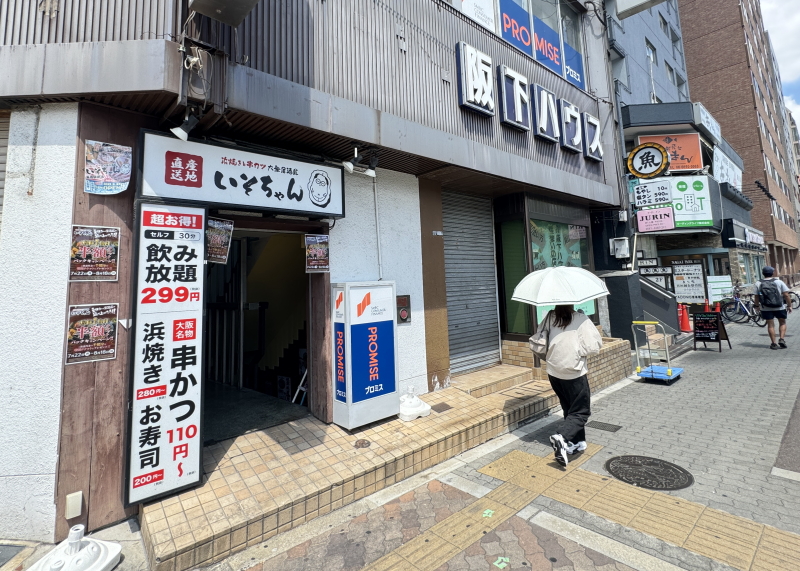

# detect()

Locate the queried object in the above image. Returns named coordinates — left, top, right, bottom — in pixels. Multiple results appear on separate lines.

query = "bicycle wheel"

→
left=790, top=291, right=800, bottom=310
left=752, top=308, right=767, bottom=327
left=721, top=301, right=741, bottom=322
left=730, top=301, right=750, bottom=323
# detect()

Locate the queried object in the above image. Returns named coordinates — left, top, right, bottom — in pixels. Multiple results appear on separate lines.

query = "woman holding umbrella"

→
left=512, top=267, right=607, bottom=467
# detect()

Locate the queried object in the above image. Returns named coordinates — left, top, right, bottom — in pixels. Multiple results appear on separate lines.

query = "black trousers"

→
left=548, top=374, right=591, bottom=443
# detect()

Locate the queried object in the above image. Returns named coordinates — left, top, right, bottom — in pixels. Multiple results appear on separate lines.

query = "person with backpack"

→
left=754, top=266, right=793, bottom=349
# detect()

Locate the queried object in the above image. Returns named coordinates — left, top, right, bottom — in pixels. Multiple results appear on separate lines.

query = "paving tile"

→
left=752, top=525, right=800, bottom=571
left=507, top=470, right=559, bottom=495
left=393, top=534, right=461, bottom=569
left=628, top=493, right=705, bottom=546
left=683, top=508, right=763, bottom=570
left=543, top=469, right=612, bottom=509
left=483, top=482, right=540, bottom=510
left=581, top=479, right=654, bottom=525
left=362, top=552, right=413, bottom=571
left=428, top=514, right=494, bottom=549
left=477, top=450, right=545, bottom=481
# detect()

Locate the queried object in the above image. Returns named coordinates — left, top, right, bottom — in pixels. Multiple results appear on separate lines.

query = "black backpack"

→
left=759, top=279, right=783, bottom=307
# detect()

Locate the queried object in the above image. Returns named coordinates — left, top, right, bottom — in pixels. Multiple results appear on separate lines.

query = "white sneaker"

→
left=566, top=441, right=587, bottom=455
left=549, top=434, right=569, bottom=466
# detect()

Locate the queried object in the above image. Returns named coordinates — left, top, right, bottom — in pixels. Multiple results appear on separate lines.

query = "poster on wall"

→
left=457, top=0, right=497, bottom=32
left=305, top=234, right=330, bottom=273
left=530, top=219, right=589, bottom=271
left=671, top=261, right=706, bottom=304
left=127, top=204, right=205, bottom=504
left=206, top=217, right=234, bottom=264
left=141, top=132, right=344, bottom=218
left=69, top=225, right=121, bottom=281
left=84, top=141, right=133, bottom=194
left=638, top=133, right=703, bottom=171
left=65, top=303, right=119, bottom=364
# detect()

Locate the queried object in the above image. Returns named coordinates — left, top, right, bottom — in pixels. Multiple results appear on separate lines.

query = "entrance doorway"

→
left=203, top=228, right=310, bottom=444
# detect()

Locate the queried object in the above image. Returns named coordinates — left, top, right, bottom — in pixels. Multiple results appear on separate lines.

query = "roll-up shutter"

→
left=0, top=113, right=9, bottom=234
left=442, top=192, right=501, bottom=374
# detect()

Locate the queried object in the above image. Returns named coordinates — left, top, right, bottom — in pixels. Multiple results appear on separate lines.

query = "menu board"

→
left=634, top=179, right=671, bottom=207
left=672, top=261, right=706, bottom=304
left=127, top=204, right=205, bottom=504
left=694, top=312, right=730, bottom=352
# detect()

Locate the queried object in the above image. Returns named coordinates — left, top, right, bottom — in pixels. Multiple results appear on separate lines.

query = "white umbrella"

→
left=511, top=266, right=609, bottom=307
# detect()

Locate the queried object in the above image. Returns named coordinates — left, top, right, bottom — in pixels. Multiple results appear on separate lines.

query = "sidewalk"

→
left=199, top=314, right=800, bottom=571
left=8, top=317, right=800, bottom=571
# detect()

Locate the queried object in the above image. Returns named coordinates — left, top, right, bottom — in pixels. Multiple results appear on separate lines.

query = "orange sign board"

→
left=638, top=133, right=703, bottom=171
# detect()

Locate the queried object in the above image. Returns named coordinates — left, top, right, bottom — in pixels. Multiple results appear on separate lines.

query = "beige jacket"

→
left=543, top=311, right=603, bottom=380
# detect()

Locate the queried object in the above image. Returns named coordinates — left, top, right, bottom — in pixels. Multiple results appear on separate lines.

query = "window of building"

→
left=646, top=39, right=657, bottom=66
left=666, top=62, right=676, bottom=85
left=559, top=0, right=585, bottom=90
left=676, top=74, right=688, bottom=100
left=659, top=14, right=669, bottom=36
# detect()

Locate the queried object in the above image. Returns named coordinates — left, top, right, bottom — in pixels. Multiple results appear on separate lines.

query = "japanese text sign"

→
left=637, top=206, right=675, bottom=232
left=672, top=261, right=706, bottom=304
left=639, top=133, right=703, bottom=171
left=128, top=204, right=205, bottom=503
left=70, top=225, right=120, bottom=281
left=65, top=303, right=118, bottom=364
left=633, top=180, right=671, bottom=207
left=141, top=132, right=344, bottom=217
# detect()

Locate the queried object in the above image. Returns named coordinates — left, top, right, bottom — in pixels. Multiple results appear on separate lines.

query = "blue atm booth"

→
left=331, top=281, right=400, bottom=430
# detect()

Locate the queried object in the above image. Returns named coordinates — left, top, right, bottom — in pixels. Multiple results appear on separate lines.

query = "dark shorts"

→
left=761, top=309, right=787, bottom=320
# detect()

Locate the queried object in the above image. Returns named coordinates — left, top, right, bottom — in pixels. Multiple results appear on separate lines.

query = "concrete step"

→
left=451, top=364, right=533, bottom=398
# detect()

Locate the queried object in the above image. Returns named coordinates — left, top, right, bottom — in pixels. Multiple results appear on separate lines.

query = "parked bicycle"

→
left=789, top=290, right=800, bottom=310
left=721, top=284, right=766, bottom=326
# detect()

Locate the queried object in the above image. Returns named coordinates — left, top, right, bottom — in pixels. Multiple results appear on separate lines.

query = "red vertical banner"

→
left=127, top=204, right=205, bottom=504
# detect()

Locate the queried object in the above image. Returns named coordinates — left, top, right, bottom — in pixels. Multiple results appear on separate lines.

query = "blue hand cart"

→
left=631, top=321, right=684, bottom=383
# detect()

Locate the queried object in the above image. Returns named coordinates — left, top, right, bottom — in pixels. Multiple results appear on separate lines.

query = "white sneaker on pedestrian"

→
left=550, top=434, right=569, bottom=466
left=566, top=441, right=587, bottom=455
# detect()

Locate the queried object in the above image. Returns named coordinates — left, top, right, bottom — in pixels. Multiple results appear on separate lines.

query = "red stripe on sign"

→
left=143, top=211, right=203, bottom=229
left=136, top=385, right=167, bottom=400
left=132, top=469, right=164, bottom=488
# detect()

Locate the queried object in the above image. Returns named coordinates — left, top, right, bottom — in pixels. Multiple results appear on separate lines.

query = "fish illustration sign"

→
left=331, top=282, right=399, bottom=430
left=140, top=131, right=344, bottom=218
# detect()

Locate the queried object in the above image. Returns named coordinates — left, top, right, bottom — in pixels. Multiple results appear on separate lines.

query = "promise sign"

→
left=127, top=204, right=205, bottom=504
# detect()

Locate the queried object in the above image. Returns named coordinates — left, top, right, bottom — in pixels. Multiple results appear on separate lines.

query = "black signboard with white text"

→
left=693, top=312, right=731, bottom=352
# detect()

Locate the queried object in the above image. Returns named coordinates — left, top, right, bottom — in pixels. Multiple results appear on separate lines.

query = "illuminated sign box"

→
left=331, top=281, right=400, bottom=430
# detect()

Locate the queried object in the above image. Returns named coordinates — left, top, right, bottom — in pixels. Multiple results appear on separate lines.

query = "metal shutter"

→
left=0, top=113, right=8, bottom=233
left=442, top=192, right=501, bottom=374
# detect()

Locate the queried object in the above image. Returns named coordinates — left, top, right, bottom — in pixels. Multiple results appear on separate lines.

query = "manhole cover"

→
left=586, top=421, right=623, bottom=432
left=431, top=403, right=452, bottom=413
left=605, top=456, right=694, bottom=490
left=354, top=439, right=371, bottom=448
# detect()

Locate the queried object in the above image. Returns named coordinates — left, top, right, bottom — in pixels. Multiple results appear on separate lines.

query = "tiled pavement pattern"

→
left=140, top=338, right=633, bottom=571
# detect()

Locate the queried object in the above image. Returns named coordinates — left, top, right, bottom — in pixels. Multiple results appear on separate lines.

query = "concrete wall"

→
left=0, top=103, right=79, bottom=542
left=608, top=0, right=689, bottom=106
left=329, top=169, right=428, bottom=396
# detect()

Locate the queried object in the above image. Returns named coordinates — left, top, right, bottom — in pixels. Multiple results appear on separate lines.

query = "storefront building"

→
left=623, top=103, right=763, bottom=304
left=0, top=0, right=623, bottom=558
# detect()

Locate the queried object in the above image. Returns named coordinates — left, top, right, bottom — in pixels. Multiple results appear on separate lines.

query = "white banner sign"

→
left=634, top=179, right=671, bottom=207
left=672, top=262, right=706, bottom=304
left=141, top=132, right=344, bottom=217
left=128, top=204, right=205, bottom=504
left=707, top=276, right=733, bottom=303
left=457, top=0, right=496, bottom=31
left=713, top=148, right=743, bottom=191
left=641, top=176, right=715, bottom=228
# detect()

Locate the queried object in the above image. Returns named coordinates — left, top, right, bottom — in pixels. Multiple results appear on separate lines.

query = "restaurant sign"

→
left=141, top=132, right=344, bottom=218
left=127, top=204, right=205, bottom=504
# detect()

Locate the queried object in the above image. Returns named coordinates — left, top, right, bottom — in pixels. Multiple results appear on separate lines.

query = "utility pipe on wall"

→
left=373, top=176, right=384, bottom=280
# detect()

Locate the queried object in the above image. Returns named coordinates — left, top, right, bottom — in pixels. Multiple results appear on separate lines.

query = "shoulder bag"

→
left=529, top=312, right=552, bottom=360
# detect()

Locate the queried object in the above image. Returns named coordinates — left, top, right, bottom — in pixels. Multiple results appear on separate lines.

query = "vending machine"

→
left=331, top=281, right=400, bottom=430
